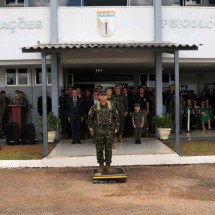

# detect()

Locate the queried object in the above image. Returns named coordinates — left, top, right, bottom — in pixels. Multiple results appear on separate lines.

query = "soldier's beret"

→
left=15, top=90, right=20, bottom=94
left=134, top=103, right=140, bottom=107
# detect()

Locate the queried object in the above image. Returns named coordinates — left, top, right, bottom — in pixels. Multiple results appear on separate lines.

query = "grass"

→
left=1, top=140, right=215, bottom=160
left=0, top=143, right=56, bottom=160
left=164, top=140, right=215, bottom=156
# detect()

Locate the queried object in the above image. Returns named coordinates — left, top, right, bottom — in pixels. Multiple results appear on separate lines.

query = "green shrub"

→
left=38, top=112, right=61, bottom=132
left=152, top=114, right=173, bottom=128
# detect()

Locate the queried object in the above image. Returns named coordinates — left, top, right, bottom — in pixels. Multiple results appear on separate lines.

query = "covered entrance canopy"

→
left=22, top=42, right=198, bottom=157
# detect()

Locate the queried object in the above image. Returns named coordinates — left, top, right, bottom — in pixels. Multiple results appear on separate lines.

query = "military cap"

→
left=99, top=90, right=107, bottom=96
left=15, top=90, right=20, bottom=94
left=134, top=103, right=140, bottom=107
left=115, top=85, right=122, bottom=89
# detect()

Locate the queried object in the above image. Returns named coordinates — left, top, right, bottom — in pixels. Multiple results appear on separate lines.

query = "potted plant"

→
left=152, top=113, right=173, bottom=140
left=38, top=112, right=61, bottom=143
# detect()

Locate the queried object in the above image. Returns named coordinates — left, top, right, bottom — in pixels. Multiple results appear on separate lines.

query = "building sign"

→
left=163, top=16, right=215, bottom=29
left=0, top=17, right=43, bottom=33
left=97, top=11, right=116, bottom=37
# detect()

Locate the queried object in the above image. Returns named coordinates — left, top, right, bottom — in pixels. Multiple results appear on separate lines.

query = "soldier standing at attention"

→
left=112, top=85, right=128, bottom=143
left=88, top=90, right=119, bottom=173
left=132, top=103, right=144, bottom=144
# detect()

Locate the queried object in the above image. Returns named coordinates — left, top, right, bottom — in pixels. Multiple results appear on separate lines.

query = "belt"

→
left=96, top=124, right=112, bottom=128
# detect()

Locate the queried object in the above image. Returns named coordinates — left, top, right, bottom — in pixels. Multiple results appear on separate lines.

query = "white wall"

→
left=0, top=7, right=215, bottom=61
left=0, top=8, right=50, bottom=61
left=163, top=7, right=215, bottom=59
left=58, top=7, right=154, bottom=43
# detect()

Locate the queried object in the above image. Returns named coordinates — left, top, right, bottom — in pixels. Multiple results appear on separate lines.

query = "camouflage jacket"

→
left=132, top=110, right=144, bottom=127
left=11, top=97, right=25, bottom=106
left=112, top=93, right=128, bottom=115
left=87, top=101, right=120, bottom=130
left=107, top=96, right=117, bottom=108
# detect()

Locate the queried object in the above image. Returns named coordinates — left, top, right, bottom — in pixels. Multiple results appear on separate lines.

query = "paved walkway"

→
left=49, top=138, right=175, bottom=157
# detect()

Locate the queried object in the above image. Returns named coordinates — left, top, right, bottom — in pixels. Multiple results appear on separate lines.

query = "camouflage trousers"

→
left=134, top=127, right=142, bottom=141
left=94, top=125, right=114, bottom=164
left=117, top=115, right=125, bottom=136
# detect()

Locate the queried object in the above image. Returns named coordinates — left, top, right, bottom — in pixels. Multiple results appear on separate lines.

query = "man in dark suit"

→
left=66, top=89, right=84, bottom=144
left=37, top=94, right=52, bottom=116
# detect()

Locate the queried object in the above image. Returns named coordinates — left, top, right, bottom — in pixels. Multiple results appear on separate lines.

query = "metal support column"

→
left=50, top=0, right=58, bottom=42
left=50, top=0, right=59, bottom=140
left=174, top=51, right=180, bottom=154
left=50, top=0, right=59, bottom=117
left=42, top=53, right=48, bottom=157
left=154, top=0, right=163, bottom=117
left=51, top=54, right=59, bottom=117
left=154, top=0, right=162, bottom=42
left=155, top=52, right=163, bottom=115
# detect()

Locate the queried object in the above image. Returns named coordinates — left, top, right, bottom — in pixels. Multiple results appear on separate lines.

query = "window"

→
left=5, top=0, right=24, bottom=5
left=84, top=0, right=127, bottom=6
left=209, top=0, right=215, bottom=4
left=163, top=74, right=170, bottom=87
left=130, top=0, right=153, bottom=6
left=185, top=0, right=202, bottom=5
left=140, top=74, right=147, bottom=86
left=162, top=74, right=169, bottom=83
left=27, top=0, right=50, bottom=7
left=35, top=68, right=51, bottom=85
left=59, top=0, right=128, bottom=6
left=6, top=68, right=28, bottom=86
left=58, top=0, right=81, bottom=6
left=162, top=0, right=181, bottom=6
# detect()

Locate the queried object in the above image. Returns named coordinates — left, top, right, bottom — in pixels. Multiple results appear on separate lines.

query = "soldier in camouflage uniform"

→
left=106, top=87, right=117, bottom=107
left=0, top=94, right=5, bottom=138
left=132, top=103, right=144, bottom=144
left=88, top=90, right=120, bottom=173
left=112, top=85, right=128, bottom=143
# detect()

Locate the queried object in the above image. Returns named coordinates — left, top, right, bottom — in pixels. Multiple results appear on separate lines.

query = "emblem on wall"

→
left=97, top=11, right=116, bottom=37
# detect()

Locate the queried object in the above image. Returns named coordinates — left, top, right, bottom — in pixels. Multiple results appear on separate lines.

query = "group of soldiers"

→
left=0, top=90, right=28, bottom=138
